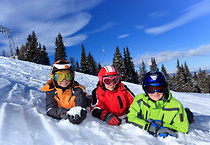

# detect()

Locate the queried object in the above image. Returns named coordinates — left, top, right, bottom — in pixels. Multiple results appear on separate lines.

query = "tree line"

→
left=5, top=31, right=209, bottom=94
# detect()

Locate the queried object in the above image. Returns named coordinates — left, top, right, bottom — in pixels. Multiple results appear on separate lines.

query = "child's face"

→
left=148, top=92, right=164, bottom=101
left=105, top=83, right=116, bottom=91
left=57, top=79, right=71, bottom=87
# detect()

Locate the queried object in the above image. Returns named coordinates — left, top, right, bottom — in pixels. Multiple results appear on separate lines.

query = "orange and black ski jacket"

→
left=41, top=80, right=87, bottom=120
left=90, top=81, right=135, bottom=120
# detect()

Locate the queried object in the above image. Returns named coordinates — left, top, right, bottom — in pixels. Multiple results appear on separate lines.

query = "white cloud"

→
left=118, top=34, right=130, bottom=39
left=0, top=0, right=104, bottom=53
left=148, top=11, right=169, bottom=18
left=87, top=22, right=116, bottom=34
left=145, top=0, right=210, bottom=35
left=66, top=34, right=87, bottom=47
left=134, top=50, right=183, bottom=66
left=135, top=25, right=144, bottom=29
left=186, top=44, right=210, bottom=57
left=134, top=44, right=210, bottom=66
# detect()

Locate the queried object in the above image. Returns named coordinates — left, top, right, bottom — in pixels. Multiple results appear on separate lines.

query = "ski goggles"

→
left=54, top=72, right=72, bottom=82
left=145, top=83, right=166, bottom=93
left=102, top=75, right=120, bottom=86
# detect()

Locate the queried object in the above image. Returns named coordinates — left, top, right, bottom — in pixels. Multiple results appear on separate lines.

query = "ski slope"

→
left=0, top=56, right=210, bottom=145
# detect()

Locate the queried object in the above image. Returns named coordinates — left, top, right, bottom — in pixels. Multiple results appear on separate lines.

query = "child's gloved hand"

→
left=67, top=107, right=87, bottom=124
left=105, top=113, right=121, bottom=126
left=57, top=107, right=69, bottom=120
left=157, top=127, right=178, bottom=138
left=146, top=119, right=163, bottom=136
left=146, top=121, right=159, bottom=136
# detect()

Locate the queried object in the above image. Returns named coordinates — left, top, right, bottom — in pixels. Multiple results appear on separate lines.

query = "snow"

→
left=67, top=107, right=85, bottom=117
left=0, top=56, right=210, bottom=145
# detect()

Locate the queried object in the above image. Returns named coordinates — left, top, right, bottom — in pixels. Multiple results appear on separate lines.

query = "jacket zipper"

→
left=117, top=96, right=123, bottom=109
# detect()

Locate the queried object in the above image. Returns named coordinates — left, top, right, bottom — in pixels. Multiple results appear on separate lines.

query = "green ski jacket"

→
left=127, top=90, right=189, bottom=133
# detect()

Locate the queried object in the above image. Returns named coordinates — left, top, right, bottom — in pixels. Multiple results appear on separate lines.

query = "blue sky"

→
left=1, top=0, right=210, bottom=73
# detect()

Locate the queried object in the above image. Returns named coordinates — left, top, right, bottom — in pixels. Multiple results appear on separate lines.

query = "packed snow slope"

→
left=0, top=56, right=210, bottom=145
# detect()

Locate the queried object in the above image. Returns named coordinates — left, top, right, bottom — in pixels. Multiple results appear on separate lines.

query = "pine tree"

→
left=34, top=43, right=42, bottom=64
left=16, top=47, right=19, bottom=56
left=97, top=63, right=102, bottom=74
left=2, top=49, right=6, bottom=57
left=25, top=31, right=39, bottom=62
left=19, top=44, right=27, bottom=60
left=198, top=69, right=209, bottom=93
left=150, top=57, right=159, bottom=71
left=175, top=59, right=185, bottom=92
left=138, top=60, right=147, bottom=84
left=40, top=45, right=50, bottom=65
left=170, top=75, right=176, bottom=91
left=123, top=47, right=129, bottom=82
left=208, top=75, right=210, bottom=93
left=123, top=47, right=138, bottom=83
left=75, top=61, right=80, bottom=72
left=54, top=33, right=66, bottom=61
left=192, top=72, right=200, bottom=93
left=69, top=56, right=76, bottom=70
left=80, top=44, right=89, bottom=74
left=184, top=62, right=193, bottom=92
left=161, top=64, right=170, bottom=89
left=87, top=52, right=97, bottom=76
left=112, top=46, right=126, bottom=81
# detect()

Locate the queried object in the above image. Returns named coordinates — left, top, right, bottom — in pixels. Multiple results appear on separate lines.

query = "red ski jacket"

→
left=90, top=81, right=135, bottom=121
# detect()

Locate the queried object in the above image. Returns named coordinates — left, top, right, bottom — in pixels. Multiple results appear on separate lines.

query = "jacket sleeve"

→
left=126, top=96, right=150, bottom=131
left=74, top=88, right=87, bottom=108
left=124, top=84, right=135, bottom=106
left=90, top=88, right=109, bottom=121
left=163, top=103, right=189, bottom=133
left=45, top=90, right=61, bottom=120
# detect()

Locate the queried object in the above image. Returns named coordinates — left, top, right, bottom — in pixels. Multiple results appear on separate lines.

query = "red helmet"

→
left=98, top=66, right=119, bottom=82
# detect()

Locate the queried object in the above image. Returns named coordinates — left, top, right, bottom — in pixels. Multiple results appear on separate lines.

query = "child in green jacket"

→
left=127, top=70, right=191, bottom=138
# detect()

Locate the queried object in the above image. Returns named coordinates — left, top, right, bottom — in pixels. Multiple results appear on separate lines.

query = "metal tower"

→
left=0, top=25, right=16, bottom=56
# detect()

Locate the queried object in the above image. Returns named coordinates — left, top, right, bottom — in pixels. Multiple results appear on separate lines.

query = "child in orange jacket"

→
left=41, top=60, right=87, bottom=124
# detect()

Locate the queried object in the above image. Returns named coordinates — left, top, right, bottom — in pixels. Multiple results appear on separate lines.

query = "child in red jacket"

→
left=90, top=66, right=135, bottom=126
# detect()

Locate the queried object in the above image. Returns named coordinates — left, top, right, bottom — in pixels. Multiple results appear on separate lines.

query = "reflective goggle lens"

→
left=54, top=72, right=72, bottom=82
left=145, top=83, right=166, bottom=93
left=103, top=75, right=119, bottom=86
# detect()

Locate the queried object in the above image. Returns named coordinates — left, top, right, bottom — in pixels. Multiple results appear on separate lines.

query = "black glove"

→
left=68, top=108, right=87, bottom=124
left=57, top=107, right=69, bottom=120
left=185, top=108, right=194, bottom=124
left=105, top=113, right=122, bottom=126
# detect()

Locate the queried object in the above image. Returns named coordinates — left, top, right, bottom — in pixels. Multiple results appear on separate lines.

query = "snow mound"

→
left=0, top=56, right=210, bottom=145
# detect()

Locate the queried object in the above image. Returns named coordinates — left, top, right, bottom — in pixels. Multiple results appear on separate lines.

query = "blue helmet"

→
left=143, top=70, right=167, bottom=86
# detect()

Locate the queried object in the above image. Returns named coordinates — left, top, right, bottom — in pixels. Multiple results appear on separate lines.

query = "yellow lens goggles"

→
left=54, top=72, right=72, bottom=82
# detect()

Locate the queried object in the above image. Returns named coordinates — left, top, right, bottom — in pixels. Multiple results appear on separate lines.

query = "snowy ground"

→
left=0, top=56, right=210, bottom=145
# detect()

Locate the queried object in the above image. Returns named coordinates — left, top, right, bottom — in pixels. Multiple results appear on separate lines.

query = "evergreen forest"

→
left=2, top=31, right=209, bottom=93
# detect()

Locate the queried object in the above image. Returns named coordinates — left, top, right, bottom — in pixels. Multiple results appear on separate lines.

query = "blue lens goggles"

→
left=145, top=83, right=166, bottom=93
